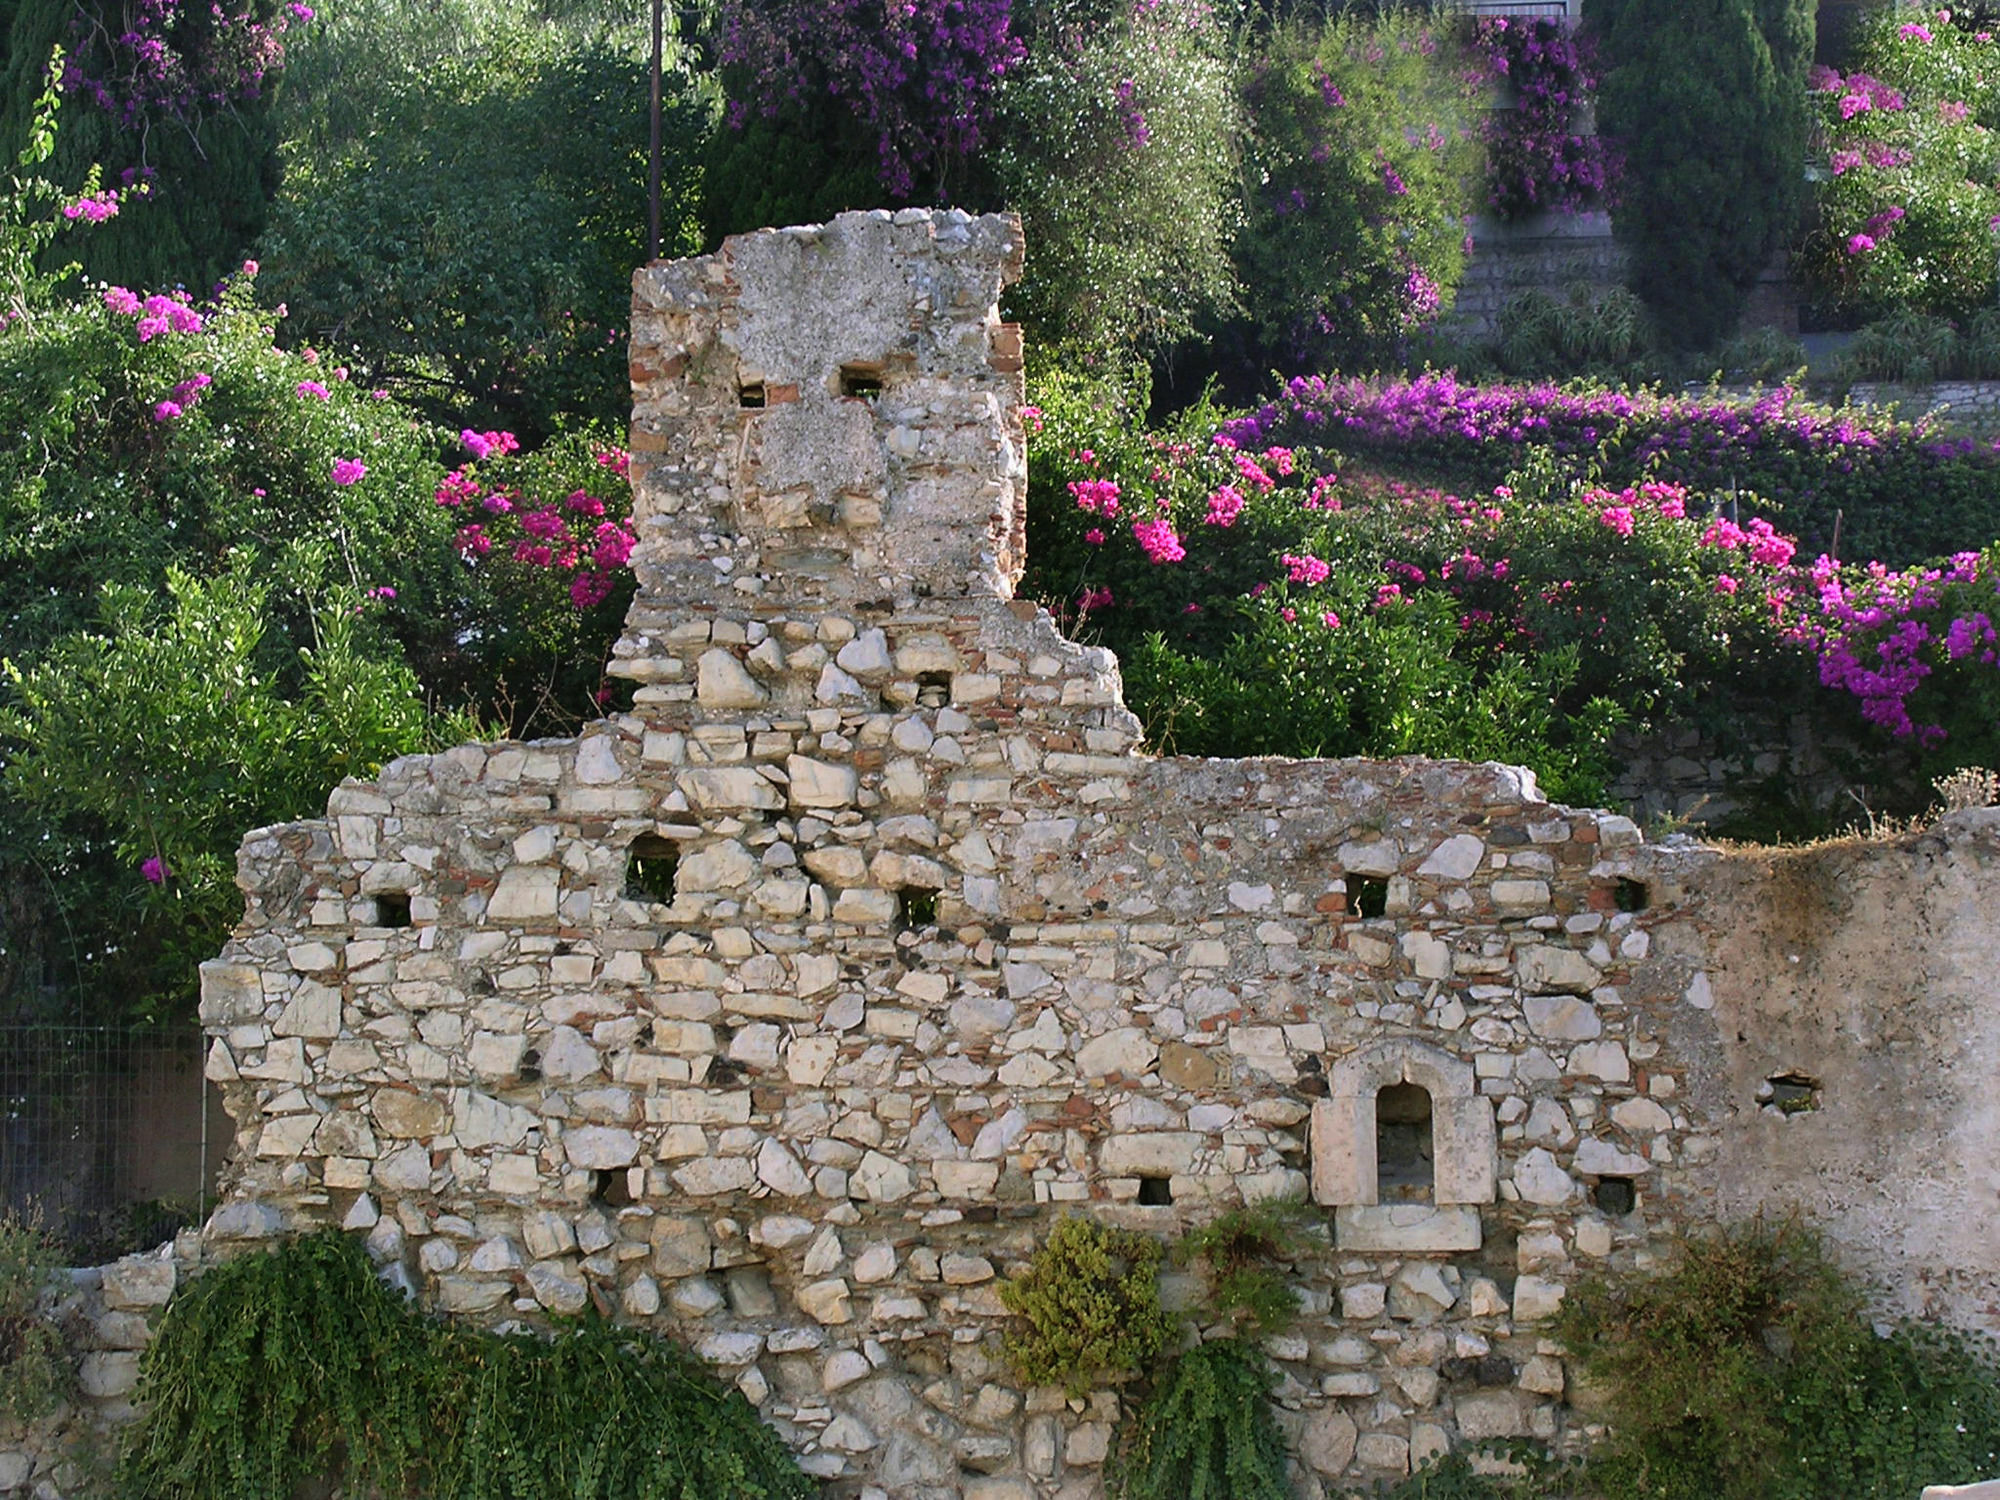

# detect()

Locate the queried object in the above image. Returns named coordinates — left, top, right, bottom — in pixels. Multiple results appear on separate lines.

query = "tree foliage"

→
left=1586, top=0, right=1813, bottom=348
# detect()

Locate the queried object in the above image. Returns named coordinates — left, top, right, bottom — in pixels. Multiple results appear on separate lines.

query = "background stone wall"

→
left=7, top=210, right=1997, bottom=1500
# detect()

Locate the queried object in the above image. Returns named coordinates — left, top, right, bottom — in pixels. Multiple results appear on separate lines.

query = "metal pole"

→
left=649, top=0, right=663, bottom=262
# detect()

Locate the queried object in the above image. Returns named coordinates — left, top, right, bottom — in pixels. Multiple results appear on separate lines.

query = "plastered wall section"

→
left=34, top=209, right=1976, bottom=1500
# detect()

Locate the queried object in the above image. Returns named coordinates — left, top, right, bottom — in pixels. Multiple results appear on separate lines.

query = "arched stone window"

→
left=1310, top=1039, right=1496, bottom=1251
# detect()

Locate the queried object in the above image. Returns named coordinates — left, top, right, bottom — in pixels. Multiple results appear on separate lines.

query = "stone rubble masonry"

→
left=10, top=209, right=2000, bottom=1500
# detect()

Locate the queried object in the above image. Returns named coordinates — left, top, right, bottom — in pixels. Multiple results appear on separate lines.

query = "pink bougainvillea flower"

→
left=330, top=457, right=367, bottom=486
left=141, top=856, right=167, bottom=885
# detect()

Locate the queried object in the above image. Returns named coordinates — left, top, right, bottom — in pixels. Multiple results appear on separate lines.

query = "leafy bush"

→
left=1494, top=284, right=1653, bottom=380
left=1587, top=0, right=1813, bottom=348
left=1558, top=1221, right=2000, bottom=1500
left=1022, top=369, right=1829, bottom=806
left=0, top=268, right=471, bottom=1022
left=1110, top=1338, right=1288, bottom=1500
left=1174, top=1201, right=1303, bottom=1335
left=259, top=0, right=704, bottom=434
left=1803, top=14, right=2000, bottom=321
left=121, top=1230, right=814, bottom=1500
left=999, top=1215, right=1176, bottom=1397
left=992, top=0, right=1240, bottom=358
left=1233, top=10, right=1479, bottom=372
left=1234, top=369, right=2000, bottom=563
left=0, top=1210, right=72, bottom=1424
left=0, top=1, right=281, bottom=295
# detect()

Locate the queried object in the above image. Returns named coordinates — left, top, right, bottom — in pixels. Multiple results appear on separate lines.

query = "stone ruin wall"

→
left=9, top=210, right=1999, bottom=1500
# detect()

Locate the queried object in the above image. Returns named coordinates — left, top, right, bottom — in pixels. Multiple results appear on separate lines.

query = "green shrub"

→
left=1587, top=0, right=1813, bottom=348
left=120, top=1229, right=814, bottom=1500
left=992, top=0, right=1241, bottom=358
left=1494, top=284, right=1654, bottom=380
left=999, top=1215, right=1177, bottom=1398
left=1110, top=1338, right=1288, bottom=1500
left=1803, top=13, right=2000, bottom=322
left=1558, top=1221, right=2000, bottom=1500
left=1233, top=10, right=1480, bottom=372
left=1174, top=1200, right=1304, bottom=1335
left=1839, top=310, right=1963, bottom=386
left=0, top=1210, right=72, bottom=1424
left=259, top=0, right=706, bottom=434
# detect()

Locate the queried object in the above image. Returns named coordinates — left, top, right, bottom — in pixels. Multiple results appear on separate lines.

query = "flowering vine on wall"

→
left=1474, top=17, right=1615, bottom=221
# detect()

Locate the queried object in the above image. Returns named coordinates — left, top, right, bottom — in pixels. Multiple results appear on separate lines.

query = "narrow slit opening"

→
left=626, top=835, right=680, bottom=904
left=373, top=893, right=412, bottom=928
left=738, top=381, right=766, bottom=409
left=1351, top=876, right=1389, bottom=920
left=1376, top=1082, right=1434, bottom=1203
left=1136, top=1176, right=1173, bottom=1206
left=840, top=365, right=884, bottom=401
left=899, top=886, right=939, bottom=930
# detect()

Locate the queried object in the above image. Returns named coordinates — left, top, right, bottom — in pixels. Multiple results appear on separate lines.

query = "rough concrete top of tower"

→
left=622, top=208, right=1028, bottom=634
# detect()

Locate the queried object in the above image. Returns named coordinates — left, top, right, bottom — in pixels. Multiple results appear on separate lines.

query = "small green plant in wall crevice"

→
left=998, top=1214, right=1177, bottom=1398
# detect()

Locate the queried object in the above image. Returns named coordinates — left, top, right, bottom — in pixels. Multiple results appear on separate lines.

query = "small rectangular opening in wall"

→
left=898, top=886, right=939, bottom=930
left=738, top=381, right=766, bottom=409
left=1614, top=878, right=1650, bottom=913
left=1137, top=1176, right=1173, bottom=1205
left=373, top=893, right=412, bottom=928
left=839, top=365, right=884, bottom=401
left=1592, top=1176, right=1637, bottom=1215
left=915, top=671, right=951, bottom=708
left=1351, top=876, right=1389, bottom=920
left=594, top=1168, right=634, bottom=1207
left=625, top=835, right=680, bottom=904
left=1763, top=1072, right=1821, bottom=1114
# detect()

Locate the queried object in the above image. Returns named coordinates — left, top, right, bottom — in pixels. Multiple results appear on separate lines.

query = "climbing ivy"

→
left=1109, top=1338, right=1290, bottom=1500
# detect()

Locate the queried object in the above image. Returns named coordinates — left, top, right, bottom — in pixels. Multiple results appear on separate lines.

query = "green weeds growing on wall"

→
left=119, top=1230, right=813, bottom=1500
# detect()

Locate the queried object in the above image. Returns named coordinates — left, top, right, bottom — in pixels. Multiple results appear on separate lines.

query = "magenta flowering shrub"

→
left=1796, top=547, right=2000, bottom=761
left=1225, top=371, right=2000, bottom=564
left=436, top=429, right=636, bottom=613
left=1235, top=12, right=1482, bottom=370
left=1475, top=17, right=1615, bottom=219
left=717, top=0, right=1023, bottom=198
left=1804, top=11, right=2000, bottom=317
left=1022, top=367, right=2000, bottom=814
left=59, top=0, right=305, bottom=129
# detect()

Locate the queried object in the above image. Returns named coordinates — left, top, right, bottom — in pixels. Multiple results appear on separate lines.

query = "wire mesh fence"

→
left=0, top=1023, right=216, bottom=1264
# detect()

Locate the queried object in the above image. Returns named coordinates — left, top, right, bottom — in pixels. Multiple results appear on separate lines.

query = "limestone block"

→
left=678, top=767, right=783, bottom=810
left=696, top=649, right=767, bottom=708
left=673, top=1156, right=757, bottom=1195
left=788, top=755, right=859, bottom=808
left=274, top=982, right=342, bottom=1039
left=1512, top=1148, right=1578, bottom=1206
left=1418, top=834, right=1485, bottom=880
left=1574, top=1137, right=1650, bottom=1177
left=1512, top=1275, right=1567, bottom=1323
left=488, top=865, right=560, bottom=921
left=797, top=1279, right=855, bottom=1325
left=374, top=1089, right=450, bottom=1139
left=1454, top=1389, right=1526, bottom=1439
left=1517, top=945, right=1601, bottom=994
left=1099, top=1132, right=1198, bottom=1176
left=852, top=1150, right=917, bottom=1202
left=651, top=1216, right=711, bottom=1278
left=101, top=1257, right=176, bottom=1311
left=1335, top=1205, right=1482, bottom=1253
left=1300, top=1407, right=1358, bottom=1476
left=1074, top=1027, right=1157, bottom=1079
left=198, top=961, right=264, bottom=1025
left=1524, top=994, right=1601, bottom=1041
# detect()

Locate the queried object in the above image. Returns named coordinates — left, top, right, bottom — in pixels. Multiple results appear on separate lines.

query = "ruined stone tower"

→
left=176, top=210, right=2000, bottom=1499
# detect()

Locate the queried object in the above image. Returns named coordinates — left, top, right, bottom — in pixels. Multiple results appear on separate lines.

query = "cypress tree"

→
left=0, top=0, right=278, bottom=295
left=1586, top=0, right=1814, bottom=348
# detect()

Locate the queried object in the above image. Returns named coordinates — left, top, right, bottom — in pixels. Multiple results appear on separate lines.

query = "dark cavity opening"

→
left=593, top=1168, right=634, bottom=1207
left=1593, top=1176, right=1637, bottom=1215
left=373, top=892, right=412, bottom=928
left=840, top=365, right=884, bottom=401
left=1766, top=1072, right=1821, bottom=1114
left=519, top=1047, right=542, bottom=1083
left=1137, top=1175, right=1174, bottom=1206
left=1351, top=876, right=1389, bottom=920
left=625, top=835, right=680, bottom=904
left=915, top=670, right=951, bottom=708
left=1614, top=878, right=1650, bottom=913
left=738, top=381, right=766, bottom=409
left=899, top=886, right=939, bottom=930
left=1376, top=1082, right=1434, bottom=1203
